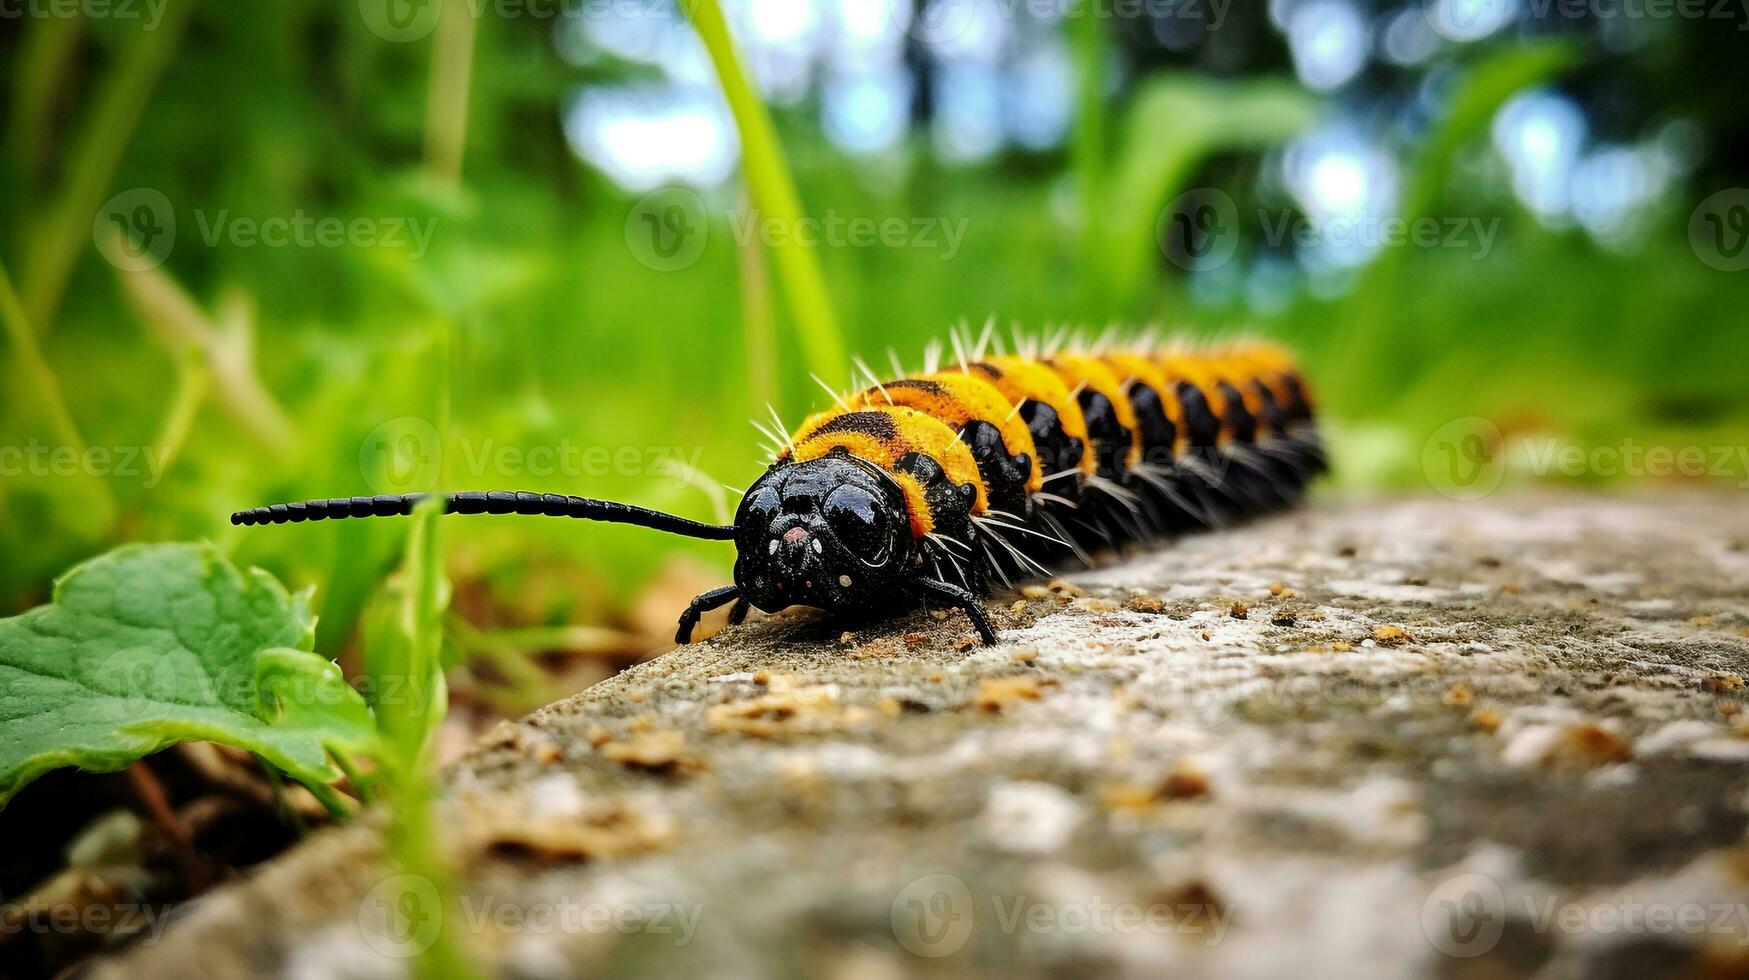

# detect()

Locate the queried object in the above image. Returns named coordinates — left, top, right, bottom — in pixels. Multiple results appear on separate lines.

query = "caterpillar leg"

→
left=676, top=585, right=741, bottom=644
left=912, top=577, right=998, bottom=645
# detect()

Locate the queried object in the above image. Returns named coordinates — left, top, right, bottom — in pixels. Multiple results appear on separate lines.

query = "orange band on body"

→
left=853, top=371, right=1042, bottom=493
left=785, top=405, right=989, bottom=533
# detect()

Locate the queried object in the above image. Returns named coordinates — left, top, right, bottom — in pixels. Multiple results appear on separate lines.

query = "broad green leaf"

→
left=1400, top=40, right=1581, bottom=225
left=0, top=543, right=377, bottom=808
left=1337, top=39, right=1580, bottom=396
left=1104, top=76, right=1318, bottom=307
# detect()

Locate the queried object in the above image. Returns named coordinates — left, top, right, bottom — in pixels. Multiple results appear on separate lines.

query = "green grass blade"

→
left=686, top=0, right=846, bottom=384
left=21, top=2, right=194, bottom=332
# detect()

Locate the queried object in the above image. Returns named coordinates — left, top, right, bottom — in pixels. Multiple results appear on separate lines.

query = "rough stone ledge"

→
left=92, top=493, right=1749, bottom=979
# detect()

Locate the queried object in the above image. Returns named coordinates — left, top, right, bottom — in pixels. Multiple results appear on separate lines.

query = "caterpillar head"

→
left=732, top=456, right=916, bottom=614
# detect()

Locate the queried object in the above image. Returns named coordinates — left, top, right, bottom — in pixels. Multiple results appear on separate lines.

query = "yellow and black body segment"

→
left=230, top=338, right=1324, bottom=647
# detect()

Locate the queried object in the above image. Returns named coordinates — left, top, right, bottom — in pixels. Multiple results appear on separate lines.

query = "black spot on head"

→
left=811, top=411, right=898, bottom=441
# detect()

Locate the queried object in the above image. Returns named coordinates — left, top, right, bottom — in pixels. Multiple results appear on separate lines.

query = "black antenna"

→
left=230, top=491, right=736, bottom=540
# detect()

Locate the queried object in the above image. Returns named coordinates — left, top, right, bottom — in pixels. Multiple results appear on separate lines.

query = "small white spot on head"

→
left=838, top=574, right=852, bottom=587
left=812, top=538, right=824, bottom=555
left=768, top=539, right=779, bottom=555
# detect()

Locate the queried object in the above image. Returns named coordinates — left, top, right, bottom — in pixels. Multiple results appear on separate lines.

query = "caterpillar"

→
left=232, top=333, right=1325, bottom=646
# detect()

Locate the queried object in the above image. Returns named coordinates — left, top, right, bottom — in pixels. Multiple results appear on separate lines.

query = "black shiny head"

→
left=732, top=455, right=916, bottom=614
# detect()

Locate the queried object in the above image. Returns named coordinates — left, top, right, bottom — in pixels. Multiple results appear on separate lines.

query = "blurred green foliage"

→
left=2, top=1, right=1744, bottom=648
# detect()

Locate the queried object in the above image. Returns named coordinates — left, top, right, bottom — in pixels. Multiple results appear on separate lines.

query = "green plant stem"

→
left=7, top=17, right=84, bottom=186
left=423, top=0, right=478, bottom=186
left=0, top=258, right=118, bottom=517
left=686, top=0, right=846, bottom=384
left=0, top=259, right=87, bottom=456
left=109, top=241, right=294, bottom=452
left=22, top=1, right=193, bottom=332
left=383, top=766, right=481, bottom=980
left=1070, top=11, right=1109, bottom=307
left=257, top=759, right=313, bottom=837
left=150, top=354, right=209, bottom=483
left=736, top=196, right=776, bottom=414
left=371, top=500, right=478, bottom=979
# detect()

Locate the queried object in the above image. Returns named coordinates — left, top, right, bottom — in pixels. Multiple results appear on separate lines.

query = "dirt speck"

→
left=1127, top=594, right=1166, bottom=614
left=600, top=730, right=701, bottom=774
left=1703, top=674, right=1744, bottom=694
left=976, top=676, right=1043, bottom=713
left=1372, top=625, right=1410, bottom=645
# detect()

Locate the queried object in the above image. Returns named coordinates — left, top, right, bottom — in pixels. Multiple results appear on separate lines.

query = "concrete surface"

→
left=93, top=493, right=1749, bottom=980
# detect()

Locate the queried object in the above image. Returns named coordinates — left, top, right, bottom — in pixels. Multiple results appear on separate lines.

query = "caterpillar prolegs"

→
left=232, top=335, right=1325, bottom=646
